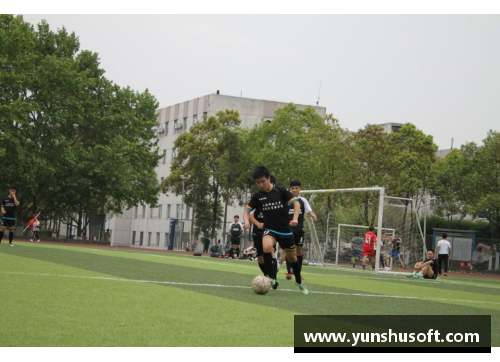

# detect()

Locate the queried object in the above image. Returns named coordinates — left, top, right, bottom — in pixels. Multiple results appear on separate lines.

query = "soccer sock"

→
left=263, top=252, right=275, bottom=280
left=235, top=248, right=240, bottom=258
left=290, top=261, right=301, bottom=284
left=228, top=248, right=234, bottom=258
left=258, top=262, right=268, bottom=276
left=9, top=232, right=14, bottom=243
left=0, top=231, right=3, bottom=242
left=297, top=255, right=303, bottom=269
left=285, top=259, right=292, bottom=274
left=272, top=258, right=277, bottom=280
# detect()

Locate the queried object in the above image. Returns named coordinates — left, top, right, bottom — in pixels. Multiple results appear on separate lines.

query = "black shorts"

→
left=230, top=237, right=241, bottom=245
left=293, top=230, right=305, bottom=246
left=263, top=230, right=295, bottom=251
left=1, top=218, right=16, bottom=228
left=424, top=273, right=438, bottom=280
left=253, top=232, right=264, bottom=256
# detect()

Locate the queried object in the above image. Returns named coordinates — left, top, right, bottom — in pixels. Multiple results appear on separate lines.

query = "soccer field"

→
left=0, top=241, right=499, bottom=347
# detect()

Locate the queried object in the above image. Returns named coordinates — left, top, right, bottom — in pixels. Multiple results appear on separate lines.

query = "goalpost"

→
left=300, top=187, right=426, bottom=275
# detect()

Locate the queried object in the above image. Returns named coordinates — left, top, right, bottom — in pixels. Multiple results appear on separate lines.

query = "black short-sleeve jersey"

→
left=2, top=196, right=18, bottom=218
left=424, top=258, right=439, bottom=275
left=251, top=206, right=265, bottom=235
left=391, top=238, right=402, bottom=253
left=245, top=185, right=298, bottom=234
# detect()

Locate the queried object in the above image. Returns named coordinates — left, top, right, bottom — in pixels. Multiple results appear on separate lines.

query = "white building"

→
left=106, top=92, right=326, bottom=250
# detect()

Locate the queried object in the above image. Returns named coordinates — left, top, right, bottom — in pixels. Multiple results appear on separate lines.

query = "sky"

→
left=20, top=14, right=500, bottom=150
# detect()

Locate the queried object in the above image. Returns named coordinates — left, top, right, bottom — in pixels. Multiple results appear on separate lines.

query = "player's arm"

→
left=448, top=246, right=452, bottom=257
left=248, top=212, right=264, bottom=230
left=243, top=209, right=251, bottom=230
left=290, top=200, right=300, bottom=227
left=302, top=198, right=317, bottom=221
left=12, top=194, right=19, bottom=206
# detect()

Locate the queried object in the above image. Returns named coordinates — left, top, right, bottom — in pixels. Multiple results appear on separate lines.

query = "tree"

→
left=165, top=110, right=244, bottom=242
left=0, top=15, right=160, bottom=235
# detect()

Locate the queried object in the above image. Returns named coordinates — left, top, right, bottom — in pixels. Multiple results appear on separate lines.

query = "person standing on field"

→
left=435, top=233, right=452, bottom=276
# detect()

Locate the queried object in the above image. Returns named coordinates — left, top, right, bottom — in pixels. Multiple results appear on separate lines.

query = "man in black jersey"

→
left=408, top=250, right=439, bottom=279
left=385, top=232, right=406, bottom=270
left=1, top=186, right=20, bottom=247
left=244, top=167, right=308, bottom=295
left=249, top=175, right=278, bottom=278
left=228, top=215, right=244, bottom=259
left=281, top=180, right=317, bottom=280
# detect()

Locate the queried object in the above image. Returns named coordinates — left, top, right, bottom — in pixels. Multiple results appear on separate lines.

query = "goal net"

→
left=300, top=188, right=426, bottom=274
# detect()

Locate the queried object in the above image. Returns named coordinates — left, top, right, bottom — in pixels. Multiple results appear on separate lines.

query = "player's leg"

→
left=443, top=254, right=448, bottom=276
left=231, top=243, right=240, bottom=259
left=262, top=233, right=277, bottom=283
left=8, top=225, right=15, bottom=246
left=438, top=254, right=443, bottom=275
left=254, top=234, right=268, bottom=276
left=398, top=255, right=405, bottom=269
left=0, top=224, right=5, bottom=243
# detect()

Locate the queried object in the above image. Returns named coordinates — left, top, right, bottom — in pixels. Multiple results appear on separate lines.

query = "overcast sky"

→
left=21, top=14, right=500, bottom=150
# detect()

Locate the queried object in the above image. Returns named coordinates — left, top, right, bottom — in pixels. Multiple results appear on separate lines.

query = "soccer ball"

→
left=252, top=276, right=271, bottom=295
left=384, top=267, right=392, bottom=271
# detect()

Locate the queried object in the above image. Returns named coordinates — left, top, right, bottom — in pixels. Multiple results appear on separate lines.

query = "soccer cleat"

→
left=402, top=268, right=407, bottom=272
left=362, top=265, right=366, bottom=270
left=285, top=273, right=292, bottom=280
left=300, top=275, right=304, bottom=280
left=269, top=278, right=279, bottom=290
left=444, top=273, right=447, bottom=277
left=8, top=244, right=14, bottom=247
left=295, top=282, right=309, bottom=295
left=406, top=274, right=414, bottom=278
left=30, top=239, right=33, bottom=242
left=412, top=274, right=420, bottom=279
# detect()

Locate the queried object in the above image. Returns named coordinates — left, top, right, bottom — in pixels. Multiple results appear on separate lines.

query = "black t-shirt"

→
left=391, top=238, right=402, bottom=253
left=252, top=206, right=265, bottom=235
left=288, top=197, right=305, bottom=232
left=230, top=223, right=242, bottom=238
left=246, top=185, right=298, bottom=234
left=2, top=196, right=17, bottom=218
left=424, top=258, right=439, bottom=275
left=351, top=237, right=363, bottom=251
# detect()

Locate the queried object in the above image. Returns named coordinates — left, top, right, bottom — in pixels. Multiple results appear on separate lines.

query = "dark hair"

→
left=269, top=174, right=277, bottom=184
left=252, top=166, right=270, bottom=180
left=428, top=249, right=434, bottom=254
left=289, top=180, right=301, bottom=187
left=442, top=233, right=447, bottom=239
left=369, top=225, right=374, bottom=232
left=354, top=231, right=359, bottom=236
left=234, top=215, right=239, bottom=219
left=395, top=231, right=399, bottom=235
left=10, top=186, right=17, bottom=191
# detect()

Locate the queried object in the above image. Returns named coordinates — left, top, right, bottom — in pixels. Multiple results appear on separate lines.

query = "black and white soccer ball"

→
left=252, top=275, right=271, bottom=295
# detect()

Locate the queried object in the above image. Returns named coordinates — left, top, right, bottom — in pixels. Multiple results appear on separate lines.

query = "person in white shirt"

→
left=435, top=233, right=452, bottom=276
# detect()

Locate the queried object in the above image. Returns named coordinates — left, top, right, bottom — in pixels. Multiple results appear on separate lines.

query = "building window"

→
left=140, top=232, right=144, bottom=246
left=156, top=232, right=160, bottom=246
left=142, top=205, right=146, bottom=219
left=183, top=117, right=187, bottom=131
left=165, top=233, right=169, bottom=248
left=167, top=204, right=171, bottom=218
left=134, top=206, right=138, bottom=219
left=203, top=112, right=208, bottom=121
left=132, top=231, right=136, bottom=245
left=148, top=232, right=152, bottom=246
left=185, top=205, right=190, bottom=219
left=162, top=150, right=166, bottom=164
left=158, top=205, right=162, bottom=219
left=193, top=114, right=198, bottom=124
left=165, top=122, right=169, bottom=135
left=176, top=204, right=181, bottom=219
left=171, top=149, right=177, bottom=162
left=150, top=207, right=154, bottom=218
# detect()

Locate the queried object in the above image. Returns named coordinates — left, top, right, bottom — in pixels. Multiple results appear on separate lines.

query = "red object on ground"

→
left=459, top=261, right=465, bottom=270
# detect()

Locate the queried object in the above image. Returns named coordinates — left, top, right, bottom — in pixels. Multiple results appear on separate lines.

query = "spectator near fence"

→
left=435, top=233, right=451, bottom=276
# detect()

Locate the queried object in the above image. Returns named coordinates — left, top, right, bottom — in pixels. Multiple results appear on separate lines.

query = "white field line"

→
left=85, top=248, right=500, bottom=290
left=1, top=271, right=500, bottom=306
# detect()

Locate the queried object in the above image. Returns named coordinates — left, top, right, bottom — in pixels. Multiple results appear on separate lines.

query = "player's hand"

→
left=257, top=222, right=264, bottom=230
left=244, top=222, right=250, bottom=230
left=312, top=214, right=317, bottom=222
left=290, top=219, right=298, bottom=227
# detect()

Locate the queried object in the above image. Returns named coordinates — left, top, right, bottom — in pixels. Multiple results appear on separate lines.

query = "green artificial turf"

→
left=1, top=242, right=499, bottom=346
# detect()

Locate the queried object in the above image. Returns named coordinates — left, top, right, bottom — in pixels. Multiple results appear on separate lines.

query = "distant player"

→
left=362, top=225, right=377, bottom=270
left=351, top=231, right=363, bottom=268
left=244, top=166, right=308, bottom=294
left=280, top=179, right=317, bottom=280
left=228, top=215, right=243, bottom=259
left=408, top=250, right=439, bottom=279
left=1, top=186, right=20, bottom=247
left=385, top=232, right=405, bottom=270
left=435, top=233, right=451, bottom=277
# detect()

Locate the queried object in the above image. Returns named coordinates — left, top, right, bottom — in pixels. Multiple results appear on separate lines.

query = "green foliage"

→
left=0, top=15, right=160, bottom=234
left=423, top=215, right=492, bottom=239
left=165, top=110, right=244, bottom=239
